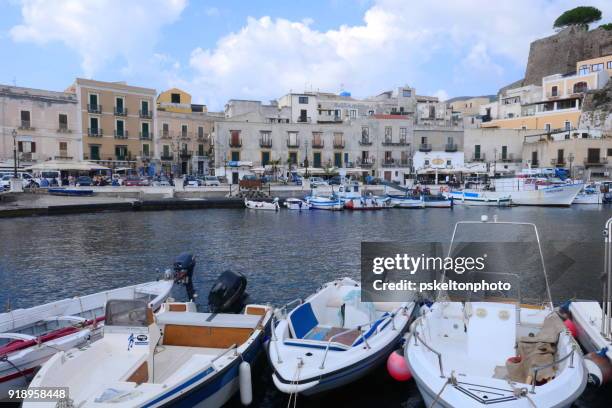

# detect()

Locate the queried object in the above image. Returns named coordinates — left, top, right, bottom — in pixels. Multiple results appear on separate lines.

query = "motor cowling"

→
left=208, top=270, right=247, bottom=313
left=173, top=253, right=195, bottom=284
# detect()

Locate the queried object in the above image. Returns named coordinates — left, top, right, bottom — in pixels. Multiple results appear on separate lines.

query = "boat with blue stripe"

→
left=268, top=277, right=414, bottom=396
left=24, top=300, right=272, bottom=408
left=448, top=190, right=512, bottom=206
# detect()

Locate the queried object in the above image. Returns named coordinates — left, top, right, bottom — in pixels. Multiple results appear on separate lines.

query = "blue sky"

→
left=1, top=0, right=611, bottom=110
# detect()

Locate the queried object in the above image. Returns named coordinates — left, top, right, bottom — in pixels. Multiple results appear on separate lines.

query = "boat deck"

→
left=153, top=345, right=224, bottom=383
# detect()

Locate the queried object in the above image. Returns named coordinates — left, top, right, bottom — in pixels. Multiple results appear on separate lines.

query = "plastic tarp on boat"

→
left=24, top=160, right=110, bottom=172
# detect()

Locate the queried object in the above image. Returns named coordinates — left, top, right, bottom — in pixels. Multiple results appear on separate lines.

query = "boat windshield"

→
left=438, top=218, right=552, bottom=308
left=105, top=299, right=149, bottom=327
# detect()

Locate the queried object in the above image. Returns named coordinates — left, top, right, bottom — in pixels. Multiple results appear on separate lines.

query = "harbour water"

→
left=1, top=206, right=611, bottom=407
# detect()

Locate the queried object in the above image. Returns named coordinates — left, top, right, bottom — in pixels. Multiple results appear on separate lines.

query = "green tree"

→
left=600, top=23, right=612, bottom=31
left=553, top=6, right=602, bottom=30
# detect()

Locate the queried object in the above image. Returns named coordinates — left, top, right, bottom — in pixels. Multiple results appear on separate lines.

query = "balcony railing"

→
left=312, top=139, right=324, bottom=148
left=140, top=132, right=151, bottom=140
left=333, top=140, right=345, bottom=149
left=114, top=107, right=128, bottom=116
left=57, top=125, right=71, bottom=133
left=382, top=159, right=398, bottom=167
left=180, top=149, right=193, bottom=159
left=551, top=158, right=566, bottom=167
left=419, top=143, right=432, bottom=152
left=114, top=130, right=128, bottom=139
left=180, top=132, right=193, bottom=140
left=54, top=155, right=73, bottom=160
left=88, top=128, right=103, bottom=137
left=139, top=152, right=151, bottom=160
left=297, top=116, right=311, bottom=123
left=139, top=110, right=152, bottom=119
left=357, top=158, right=375, bottom=167
left=445, top=144, right=458, bottom=152
left=318, top=113, right=342, bottom=123
left=359, top=138, right=372, bottom=146
left=531, top=160, right=539, bottom=166
left=260, top=138, right=272, bottom=148
left=382, top=139, right=409, bottom=146
left=230, top=138, right=242, bottom=148
left=161, top=154, right=174, bottom=161
left=471, top=154, right=485, bottom=162
left=19, top=152, right=35, bottom=161
left=88, top=104, right=101, bottom=113
left=287, top=139, right=300, bottom=148
left=501, top=153, right=518, bottom=162
left=19, top=120, right=34, bottom=130
left=584, top=158, right=608, bottom=166
left=160, top=130, right=172, bottom=139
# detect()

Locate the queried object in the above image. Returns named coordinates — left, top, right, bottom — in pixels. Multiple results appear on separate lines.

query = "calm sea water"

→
left=0, top=206, right=611, bottom=407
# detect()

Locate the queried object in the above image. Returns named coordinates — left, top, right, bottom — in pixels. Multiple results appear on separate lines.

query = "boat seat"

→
left=289, top=303, right=320, bottom=339
left=156, top=312, right=261, bottom=329
left=303, top=326, right=361, bottom=346
left=467, top=302, right=517, bottom=369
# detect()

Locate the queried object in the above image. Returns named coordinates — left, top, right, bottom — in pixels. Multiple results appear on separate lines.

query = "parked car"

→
left=309, top=177, right=328, bottom=187
left=1, top=175, right=11, bottom=191
left=152, top=176, right=172, bottom=187
left=202, top=176, right=221, bottom=186
left=124, top=176, right=148, bottom=186
left=328, top=176, right=343, bottom=185
left=76, top=176, right=93, bottom=186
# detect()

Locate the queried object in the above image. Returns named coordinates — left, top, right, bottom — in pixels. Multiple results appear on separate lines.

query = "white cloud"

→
left=433, top=90, right=449, bottom=102
left=187, top=0, right=612, bottom=109
left=10, top=0, right=187, bottom=77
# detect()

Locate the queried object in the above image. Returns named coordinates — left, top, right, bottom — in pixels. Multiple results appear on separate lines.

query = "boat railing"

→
left=211, top=343, right=238, bottom=364
left=412, top=330, right=445, bottom=378
left=530, top=348, right=575, bottom=393
left=602, top=217, right=612, bottom=340
left=319, top=327, right=370, bottom=370
left=277, top=298, right=303, bottom=318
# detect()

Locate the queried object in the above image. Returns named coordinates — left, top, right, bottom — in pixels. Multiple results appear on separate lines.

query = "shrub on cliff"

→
left=553, top=6, right=602, bottom=30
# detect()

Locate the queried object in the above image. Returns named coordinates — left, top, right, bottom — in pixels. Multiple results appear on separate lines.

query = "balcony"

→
left=584, top=158, right=608, bottom=167
left=88, top=128, right=103, bottom=137
left=260, top=138, right=272, bottom=148
left=551, top=158, right=566, bottom=167
left=88, top=104, right=102, bottom=114
left=382, top=139, right=409, bottom=146
left=159, top=130, right=172, bottom=139
left=382, top=159, right=398, bottom=167
left=357, top=158, right=375, bottom=168
left=114, top=130, right=129, bottom=139
left=312, top=139, right=324, bottom=148
left=18, top=120, right=34, bottom=130
left=318, top=113, right=342, bottom=123
left=139, top=152, right=151, bottom=160
left=287, top=139, right=300, bottom=148
left=359, top=138, right=372, bottom=146
left=471, top=154, right=486, bottom=162
left=140, top=132, right=151, bottom=140
left=114, top=107, right=128, bottom=116
left=54, top=155, right=73, bottom=160
left=161, top=154, right=174, bottom=161
left=419, top=143, right=432, bottom=152
left=139, top=110, right=152, bottom=119
left=230, top=138, right=242, bottom=148
left=19, top=152, right=35, bottom=161
left=531, top=160, right=539, bottom=166
left=333, top=140, right=345, bottom=149
left=501, top=153, right=518, bottom=163
left=57, top=125, right=71, bottom=133
left=445, top=143, right=458, bottom=152
left=180, top=132, right=193, bottom=140
left=297, top=116, right=311, bottom=123
left=180, top=149, right=193, bottom=159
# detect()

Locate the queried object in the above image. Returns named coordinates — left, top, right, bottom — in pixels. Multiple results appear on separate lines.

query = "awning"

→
left=25, top=160, right=110, bottom=172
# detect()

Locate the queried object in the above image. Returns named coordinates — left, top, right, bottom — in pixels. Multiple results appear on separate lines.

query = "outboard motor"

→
left=208, top=270, right=247, bottom=313
left=174, top=253, right=196, bottom=300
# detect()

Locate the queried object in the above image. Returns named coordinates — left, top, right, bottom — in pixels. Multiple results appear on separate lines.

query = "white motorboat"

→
left=388, top=194, right=425, bottom=208
left=305, top=195, right=344, bottom=211
left=422, top=194, right=453, bottom=208
left=268, top=277, right=413, bottom=396
left=486, top=178, right=583, bottom=206
left=284, top=198, right=311, bottom=210
left=336, top=182, right=385, bottom=210
left=448, top=190, right=512, bottom=206
left=565, top=217, right=612, bottom=387
left=0, top=279, right=174, bottom=401
left=405, top=218, right=586, bottom=407
left=24, top=300, right=272, bottom=408
left=244, top=197, right=280, bottom=211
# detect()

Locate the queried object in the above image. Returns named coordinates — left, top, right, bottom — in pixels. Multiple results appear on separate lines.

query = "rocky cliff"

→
left=579, top=79, right=612, bottom=132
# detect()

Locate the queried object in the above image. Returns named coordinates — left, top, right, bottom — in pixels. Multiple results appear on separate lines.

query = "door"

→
left=232, top=172, right=239, bottom=184
left=90, top=145, right=100, bottom=160
left=181, top=161, right=188, bottom=175
left=384, top=171, right=392, bottom=181
left=587, top=148, right=600, bottom=164
left=261, top=151, right=270, bottom=166
left=334, top=152, right=342, bottom=168
left=313, top=152, right=321, bottom=168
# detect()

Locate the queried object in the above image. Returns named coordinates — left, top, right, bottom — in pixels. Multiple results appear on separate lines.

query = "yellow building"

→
left=481, top=111, right=581, bottom=132
left=156, top=88, right=215, bottom=175
left=68, top=78, right=156, bottom=169
left=577, top=55, right=612, bottom=77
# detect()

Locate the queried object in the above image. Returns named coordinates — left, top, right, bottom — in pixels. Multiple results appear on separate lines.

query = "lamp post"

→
left=568, top=153, right=575, bottom=179
left=12, top=129, right=17, bottom=177
left=304, top=140, right=309, bottom=178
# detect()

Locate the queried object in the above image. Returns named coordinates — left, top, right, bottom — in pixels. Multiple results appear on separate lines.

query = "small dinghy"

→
left=285, top=198, right=311, bottom=210
left=564, top=217, right=612, bottom=387
left=448, top=190, right=512, bottom=206
left=0, top=279, right=174, bottom=401
left=422, top=194, right=453, bottom=208
left=405, top=218, right=586, bottom=408
left=337, top=182, right=384, bottom=210
left=245, top=197, right=280, bottom=211
left=24, top=300, right=272, bottom=408
left=268, top=277, right=414, bottom=396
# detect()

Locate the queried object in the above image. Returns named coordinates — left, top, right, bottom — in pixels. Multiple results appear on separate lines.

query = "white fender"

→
left=239, top=361, right=252, bottom=405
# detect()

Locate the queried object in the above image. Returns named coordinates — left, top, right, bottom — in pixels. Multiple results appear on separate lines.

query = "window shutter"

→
left=18, top=141, right=23, bottom=152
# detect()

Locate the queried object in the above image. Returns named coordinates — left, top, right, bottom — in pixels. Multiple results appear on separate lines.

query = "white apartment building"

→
left=0, top=85, right=80, bottom=169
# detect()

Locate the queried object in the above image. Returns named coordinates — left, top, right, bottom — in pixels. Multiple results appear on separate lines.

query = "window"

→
left=141, top=122, right=150, bottom=138
left=298, top=96, right=308, bottom=104
left=384, top=151, right=392, bottom=162
left=573, top=82, right=588, bottom=93
left=231, top=151, right=240, bottom=161
left=90, top=145, right=100, bottom=160
left=141, top=100, right=150, bottom=117
left=116, top=119, right=125, bottom=137
left=361, top=127, right=369, bottom=140
left=400, top=127, right=408, bottom=143
left=312, top=132, right=323, bottom=147
left=88, top=93, right=98, bottom=107
left=334, top=152, right=342, bottom=167
left=531, top=151, right=538, bottom=165
left=421, top=136, right=428, bottom=144
left=171, top=93, right=181, bottom=103
left=551, top=86, right=558, bottom=97
left=198, top=126, right=204, bottom=138
left=115, top=97, right=124, bottom=114
left=163, top=145, right=170, bottom=157
left=299, top=109, right=308, bottom=122
left=288, top=131, right=298, bottom=147
left=592, top=63, right=604, bottom=72
left=260, top=130, right=272, bottom=147
left=544, top=123, right=551, bottom=133
left=587, top=148, right=600, bottom=163
left=59, top=142, right=68, bottom=157
left=501, top=146, right=507, bottom=160
left=564, top=121, right=571, bottom=131
left=58, top=114, right=68, bottom=130
left=607, top=148, right=612, bottom=156
left=162, top=123, right=169, bottom=136
left=384, top=127, right=392, bottom=142
left=313, top=152, right=321, bottom=168
left=198, top=144, right=205, bottom=156
left=424, top=159, right=430, bottom=166
left=181, top=125, right=188, bottom=137
left=474, top=145, right=481, bottom=159
left=230, top=130, right=241, bottom=147
left=607, top=61, right=612, bottom=70
left=115, top=145, right=128, bottom=160
left=349, top=109, right=357, bottom=118
left=557, top=149, right=564, bottom=164
left=89, top=117, right=99, bottom=135
left=579, top=65, right=589, bottom=75
left=17, top=141, right=35, bottom=153
left=402, top=89, right=412, bottom=97
left=333, top=132, right=344, bottom=148
left=20, top=110, right=31, bottom=128
left=289, top=152, right=297, bottom=164
left=143, top=144, right=150, bottom=157
left=261, top=151, right=270, bottom=166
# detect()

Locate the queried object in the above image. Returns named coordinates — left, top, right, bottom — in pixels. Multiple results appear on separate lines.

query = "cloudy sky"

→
left=1, top=0, right=611, bottom=110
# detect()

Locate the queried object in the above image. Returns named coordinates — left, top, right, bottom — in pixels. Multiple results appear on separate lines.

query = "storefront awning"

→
left=25, top=160, right=110, bottom=172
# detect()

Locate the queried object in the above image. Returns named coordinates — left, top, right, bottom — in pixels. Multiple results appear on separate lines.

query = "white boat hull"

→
left=569, top=301, right=612, bottom=359
left=448, top=191, right=512, bottom=206
left=245, top=199, right=279, bottom=211
left=284, top=199, right=310, bottom=210
left=306, top=197, right=344, bottom=210
left=483, top=183, right=583, bottom=206
left=388, top=196, right=424, bottom=208
left=573, top=192, right=602, bottom=204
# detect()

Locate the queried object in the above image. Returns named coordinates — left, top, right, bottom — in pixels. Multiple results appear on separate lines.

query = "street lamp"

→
left=304, top=140, right=309, bottom=178
left=12, top=129, right=17, bottom=177
left=568, top=153, right=575, bottom=178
